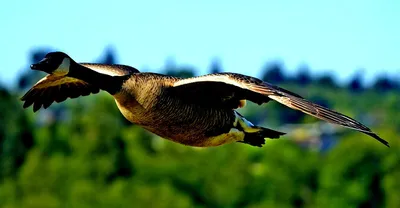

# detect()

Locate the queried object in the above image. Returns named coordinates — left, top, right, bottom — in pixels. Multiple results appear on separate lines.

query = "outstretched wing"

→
left=21, top=64, right=137, bottom=112
left=172, top=73, right=389, bottom=147
left=21, top=75, right=100, bottom=112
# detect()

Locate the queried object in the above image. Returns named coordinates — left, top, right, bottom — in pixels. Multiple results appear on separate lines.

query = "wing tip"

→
left=272, top=94, right=390, bottom=148
left=20, top=91, right=30, bottom=101
left=33, top=105, right=41, bottom=113
left=367, top=132, right=390, bottom=148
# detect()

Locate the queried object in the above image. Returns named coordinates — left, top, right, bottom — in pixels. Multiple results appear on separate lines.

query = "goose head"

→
left=30, top=51, right=72, bottom=76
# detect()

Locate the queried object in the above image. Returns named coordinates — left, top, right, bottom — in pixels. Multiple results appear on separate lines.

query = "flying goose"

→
left=21, top=52, right=389, bottom=147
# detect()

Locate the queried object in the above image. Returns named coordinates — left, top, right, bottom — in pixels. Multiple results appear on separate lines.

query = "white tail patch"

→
left=234, top=111, right=260, bottom=133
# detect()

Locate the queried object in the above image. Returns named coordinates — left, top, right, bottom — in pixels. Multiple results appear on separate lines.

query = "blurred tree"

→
left=165, top=67, right=195, bottom=78
left=0, top=84, right=34, bottom=178
left=310, top=96, right=331, bottom=109
left=347, top=69, right=364, bottom=93
left=209, top=57, right=223, bottom=74
left=261, top=61, right=286, bottom=84
left=273, top=103, right=306, bottom=124
left=315, top=72, right=337, bottom=88
left=395, top=71, right=400, bottom=90
left=373, top=74, right=395, bottom=92
left=294, top=64, right=312, bottom=86
left=164, top=57, right=195, bottom=78
left=316, top=137, right=389, bottom=208
left=98, top=46, right=118, bottom=64
left=1, top=48, right=400, bottom=208
left=381, top=137, right=400, bottom=208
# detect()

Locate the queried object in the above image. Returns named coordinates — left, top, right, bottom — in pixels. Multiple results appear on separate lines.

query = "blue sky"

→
left=1, top=0, right=399, bottom=86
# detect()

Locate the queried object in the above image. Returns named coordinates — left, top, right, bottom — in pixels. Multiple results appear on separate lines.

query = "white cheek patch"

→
left=54, top=58, right=70, bottom=75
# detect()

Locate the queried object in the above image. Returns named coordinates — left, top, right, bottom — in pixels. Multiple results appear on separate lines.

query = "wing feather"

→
left=173, top=73, right=389, bottom=147
left=21, top=63, right=136, bottom=112
left=21, top=75, right=98, bottom=112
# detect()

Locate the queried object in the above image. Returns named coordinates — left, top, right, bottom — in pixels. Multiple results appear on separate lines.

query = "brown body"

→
left=21, top=52, right=389, bottom=148
left=113, top=73, right=236, bottom=146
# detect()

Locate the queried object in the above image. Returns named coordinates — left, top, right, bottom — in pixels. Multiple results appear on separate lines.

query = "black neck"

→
left=68, top=62, right=127, bottom=95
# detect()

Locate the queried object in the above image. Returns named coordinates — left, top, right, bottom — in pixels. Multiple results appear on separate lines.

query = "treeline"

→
left=0, top=47, right=399, bottom=207
left=14, top=47, right=400, bottom=93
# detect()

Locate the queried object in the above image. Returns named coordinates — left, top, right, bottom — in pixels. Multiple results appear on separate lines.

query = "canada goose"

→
left=21, top=52, right=389, bottom=147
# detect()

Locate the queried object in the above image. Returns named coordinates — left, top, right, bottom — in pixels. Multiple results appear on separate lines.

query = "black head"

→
left=30, top=51, right=72, bottom=75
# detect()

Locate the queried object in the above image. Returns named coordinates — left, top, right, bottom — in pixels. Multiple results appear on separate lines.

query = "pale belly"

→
left=113, top=96, right=243, bottom=147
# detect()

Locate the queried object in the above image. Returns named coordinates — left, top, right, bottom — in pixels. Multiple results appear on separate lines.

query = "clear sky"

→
left=1, top=0, right=399, bottom=86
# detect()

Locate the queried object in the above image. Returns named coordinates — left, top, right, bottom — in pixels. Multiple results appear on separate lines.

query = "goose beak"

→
left=30, top=58, right=48, bottom=71
left=30, top=63, right=39, bottom=70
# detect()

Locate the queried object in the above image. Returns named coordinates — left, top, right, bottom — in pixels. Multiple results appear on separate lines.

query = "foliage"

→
left=0, top=49, right=399, bottom=207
